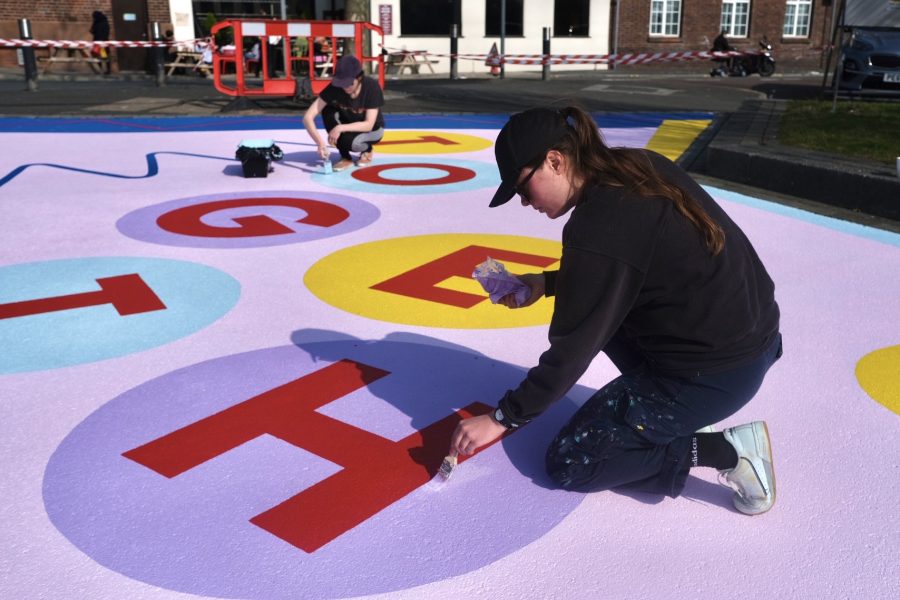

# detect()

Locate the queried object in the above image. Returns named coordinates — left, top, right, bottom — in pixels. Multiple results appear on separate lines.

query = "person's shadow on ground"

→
left=288, top=328, right=736, bottom=513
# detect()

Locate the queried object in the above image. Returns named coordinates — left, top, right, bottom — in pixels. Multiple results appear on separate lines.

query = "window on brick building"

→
left=554, top=0, right=590, bottom=36
left=650, top=0, right=681, bottom=37
left=486, top=0, right=524, bottom=36
left=783, top=0, right=812, bottom=37
left=194, top=1, right=318, bottom=21
left=720, top=0, right=750, bottom=38
left=401, top=0, right=461, bottom=36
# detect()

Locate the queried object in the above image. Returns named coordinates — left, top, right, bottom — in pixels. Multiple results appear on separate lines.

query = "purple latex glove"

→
left=472, top=257, right=531, bottom=307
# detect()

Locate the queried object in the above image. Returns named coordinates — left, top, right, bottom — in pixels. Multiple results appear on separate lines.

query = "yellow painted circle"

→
left=305, top=234, right=561, bottom=329
left=377, top=130, right=493, bottom=154
left=855, top=345, right=900, bottom=416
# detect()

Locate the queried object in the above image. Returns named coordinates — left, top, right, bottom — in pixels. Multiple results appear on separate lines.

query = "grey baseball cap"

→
left=331, top=55, right=362, bottom=88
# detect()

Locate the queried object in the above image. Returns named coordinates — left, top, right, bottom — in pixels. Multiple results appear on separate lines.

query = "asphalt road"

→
left=0, top=69, right=828, bottom=117
left=385, top=72, right=825, bottom=114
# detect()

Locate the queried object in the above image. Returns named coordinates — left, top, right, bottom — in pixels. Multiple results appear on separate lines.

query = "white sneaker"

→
left=720, top=422, right=776, bottom=515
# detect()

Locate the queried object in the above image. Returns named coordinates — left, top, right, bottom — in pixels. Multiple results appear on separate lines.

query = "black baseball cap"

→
left=332, top=55, right=363, bottom=88
left=489, top=108, right=570, bottom=207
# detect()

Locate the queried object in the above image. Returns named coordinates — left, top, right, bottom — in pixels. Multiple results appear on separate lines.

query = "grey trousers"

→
left=322, top=105, right=384, bottom=158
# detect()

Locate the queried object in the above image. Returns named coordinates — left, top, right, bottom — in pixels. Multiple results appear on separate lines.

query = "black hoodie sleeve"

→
left=498, top=245, right=644, bottom=425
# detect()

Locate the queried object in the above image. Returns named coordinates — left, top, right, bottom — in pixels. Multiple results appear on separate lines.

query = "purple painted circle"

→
left=43, top=335, right=585, bottom=599
left=116, top=190, right=380, bottom=248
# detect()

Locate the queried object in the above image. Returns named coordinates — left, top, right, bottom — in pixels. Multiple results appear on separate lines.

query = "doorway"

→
left=111, top=0, right=149, bottom=71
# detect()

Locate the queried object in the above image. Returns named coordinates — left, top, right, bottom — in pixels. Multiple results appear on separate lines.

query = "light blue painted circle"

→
left=312, top=157, right=501, bottom=195
left=0, top=257, right=240, bottom=373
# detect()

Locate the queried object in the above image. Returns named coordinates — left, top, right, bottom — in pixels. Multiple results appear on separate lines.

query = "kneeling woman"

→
left=450, top=106, right=783, bottom=516
left=302, top=55, right=385, bottom=171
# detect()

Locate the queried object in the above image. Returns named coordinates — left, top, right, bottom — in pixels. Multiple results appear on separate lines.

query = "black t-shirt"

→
left=499, top=150, right=780, bottom=424
left=319, top=76, right=384, bottom=130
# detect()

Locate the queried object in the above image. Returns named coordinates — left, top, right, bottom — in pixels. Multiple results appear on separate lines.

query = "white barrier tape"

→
left=0, top=38, right=207, bottom=49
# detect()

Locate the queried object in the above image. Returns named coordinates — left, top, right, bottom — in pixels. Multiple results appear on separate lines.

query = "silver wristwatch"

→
left=493, top=407, right=519, bottom=430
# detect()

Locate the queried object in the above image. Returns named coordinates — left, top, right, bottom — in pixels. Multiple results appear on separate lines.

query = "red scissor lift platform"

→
left=210, top=19, right=385, bottom=101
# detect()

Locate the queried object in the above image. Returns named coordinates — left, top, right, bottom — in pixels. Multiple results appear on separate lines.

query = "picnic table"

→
left=39, top=46, right=107, bottom=75
left=165, top=50, right=211, bottom=76
left=386, top=51, right=437, bottom=77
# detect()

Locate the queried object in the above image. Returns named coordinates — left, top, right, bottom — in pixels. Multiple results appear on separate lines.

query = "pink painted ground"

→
left=0, top=121, right=897, bottom=600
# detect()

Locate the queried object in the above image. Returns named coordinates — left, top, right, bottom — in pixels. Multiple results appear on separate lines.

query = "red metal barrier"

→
left=209, top=19, right=384, bottom=99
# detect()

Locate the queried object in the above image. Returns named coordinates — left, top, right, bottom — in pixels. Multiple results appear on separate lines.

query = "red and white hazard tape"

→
left=0, top=38, right=206, bottom=49
left=384, top=46, right=748, bottom=66
left=470, top=50, right=747, bottom=66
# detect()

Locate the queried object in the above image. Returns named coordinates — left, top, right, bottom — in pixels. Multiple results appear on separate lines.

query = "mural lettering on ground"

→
left=305, top=233, right=561, bottom=328
left=43, top=338, right=585, bottom=598
left=117, top=191, right=380, bottom=248
left=0, top=257, right=239, bottom=373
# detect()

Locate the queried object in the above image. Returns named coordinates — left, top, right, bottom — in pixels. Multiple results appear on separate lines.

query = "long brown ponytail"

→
left=550, top=106, right=725, bottom=255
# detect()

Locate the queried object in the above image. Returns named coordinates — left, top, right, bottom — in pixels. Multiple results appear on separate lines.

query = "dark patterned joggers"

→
left=546, top=332, right=783, bottom=497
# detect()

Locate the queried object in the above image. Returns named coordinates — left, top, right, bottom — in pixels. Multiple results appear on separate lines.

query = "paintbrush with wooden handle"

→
left=437, top=450, right=458, bottom=481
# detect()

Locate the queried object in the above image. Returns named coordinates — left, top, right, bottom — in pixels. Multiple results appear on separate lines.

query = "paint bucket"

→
left=235, top=139, right=284, bottom=178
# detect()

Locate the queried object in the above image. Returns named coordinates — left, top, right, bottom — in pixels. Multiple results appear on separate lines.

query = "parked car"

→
left=839, top=28, right=900, bottom=91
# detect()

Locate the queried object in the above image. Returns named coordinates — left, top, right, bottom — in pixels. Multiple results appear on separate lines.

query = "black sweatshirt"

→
left=498, top=150, right=780, bottom=425
left=319, top=76, right=385, bottom=130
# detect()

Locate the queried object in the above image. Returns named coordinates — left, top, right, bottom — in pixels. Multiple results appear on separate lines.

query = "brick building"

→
left=0, top=1, right=326, bottom=70
left=0, top=1, right=175, bottom=45
left=611, top=0, right=837, bottom=72
left=2, top=1, right=839, bottom=73
left=0, top=0, right=176, bottom=70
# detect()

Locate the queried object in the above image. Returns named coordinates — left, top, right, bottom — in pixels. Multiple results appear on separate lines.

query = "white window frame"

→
left=783, top=0, right=812, bottom=38
left=650, top=0, right=682, bottom=37
left=720, top=0, right=751, bottom=38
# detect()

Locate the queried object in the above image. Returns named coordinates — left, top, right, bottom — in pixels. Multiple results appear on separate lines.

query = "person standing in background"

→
left=257, top=8, right=283, bottom=77
left=89, top=10, right=112, bottom=74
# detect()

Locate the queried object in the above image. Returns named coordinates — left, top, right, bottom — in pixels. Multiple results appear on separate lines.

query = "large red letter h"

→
left=123, top=359, right=494, bottom=552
